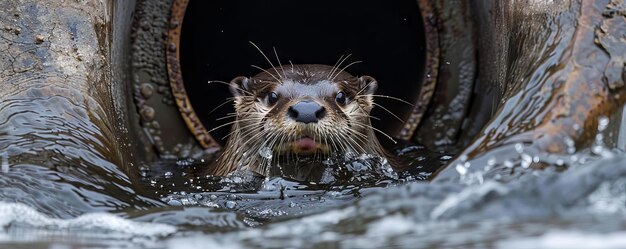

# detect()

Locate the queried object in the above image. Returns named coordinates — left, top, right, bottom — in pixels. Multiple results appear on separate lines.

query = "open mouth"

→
left=291, top=136, right=327, bottom=155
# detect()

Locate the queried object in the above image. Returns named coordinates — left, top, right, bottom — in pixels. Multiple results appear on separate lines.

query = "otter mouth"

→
left=292, top=136, right=317, bottom=155
left=276, top=136, right=329, bottom=156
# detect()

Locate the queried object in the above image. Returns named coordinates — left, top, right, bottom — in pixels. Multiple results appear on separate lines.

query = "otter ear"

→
left=229, top=76, right=251, bottom=97
left=358, top=76, right=378, bottom=95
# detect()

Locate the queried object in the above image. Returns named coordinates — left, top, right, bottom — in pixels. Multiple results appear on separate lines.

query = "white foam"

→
left=499, top=230, right=626, bottom=249
left=430, top=181, right=509, bottom=220
left=0, top=202, right=176, bottom=237
left=168, top=236, right=244, bottom=249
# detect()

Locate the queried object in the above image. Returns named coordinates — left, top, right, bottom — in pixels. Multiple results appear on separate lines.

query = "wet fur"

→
left=213, top=64, right=392, bottom=179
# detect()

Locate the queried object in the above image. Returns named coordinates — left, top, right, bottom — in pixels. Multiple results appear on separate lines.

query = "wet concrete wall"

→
left=435, top=0, right=626, bottom=180
left=0, top=0, right=158, bottom=216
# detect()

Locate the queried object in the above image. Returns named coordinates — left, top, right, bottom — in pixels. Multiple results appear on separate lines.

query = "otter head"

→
left=217, top=64, right=384, bottom=177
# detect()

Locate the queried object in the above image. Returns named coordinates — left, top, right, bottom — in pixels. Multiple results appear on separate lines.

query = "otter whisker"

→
left=327, top=132, right=341, bottom=154
left=208, top=80, right=254, bottom=96
left=208, top=97, right=238, bottom=115
left=350, top=122, right=397, bottom=144
left=215, top=113, right=240, bottom=121
left=249, top=41, right=283, bottom=81
left=372, top=103, right=405, bottom=123
left=332, top=60, right=362, bottom=81
left=230, top=122, right=269, bottom=140
left=313, top=127, right=321, bottom=162
left=289, top=60, right=295, bottom=73
left=328, top=54, right=352, bottom=79
left=349, top=114, right=381, bottom=121
left=208, top=120, right=245, bottom=133
left=273, top=47, right=287, bottom=80
left=337, top=132, right=360, bottom=154
left=251, top=65, right=282, bottom=83
left=345, top=128, right=371, bottom=149
left=354, top=80, right=376, bottom=97
left=327, top=54, right=345, bottom=79
left=275, top=132, right=288, bottom=174
left=320, top=128, right=331, bottom=161
left=262, top=133, right=280, bottom=175
left=340, top=130, right=367, bottom=154
left=329, top=131, right=349, bottom=153
left=345, top=127, right=369, bottom=141
left=214, top=117, right=264, bottom=135
left=217, top=112, right=261, bottom=120
left=368, top=95, right=414, bottom=106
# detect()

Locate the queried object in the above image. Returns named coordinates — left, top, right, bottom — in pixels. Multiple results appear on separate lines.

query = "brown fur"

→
left=212, top=64, right=393, bottom=179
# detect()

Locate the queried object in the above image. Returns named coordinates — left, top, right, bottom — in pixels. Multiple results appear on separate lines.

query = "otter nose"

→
left=288, top=101, right=326, bottom=123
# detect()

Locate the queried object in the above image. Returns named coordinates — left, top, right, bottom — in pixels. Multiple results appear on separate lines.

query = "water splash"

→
left=1, top=153, right=7, bottom=174
left=258, top=146, right=273, bottom=159
left=0, top=202, right=176, bottom=237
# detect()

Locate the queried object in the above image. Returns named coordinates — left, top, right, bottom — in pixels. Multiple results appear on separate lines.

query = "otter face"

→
left=228, top=64, right=378, bottom=160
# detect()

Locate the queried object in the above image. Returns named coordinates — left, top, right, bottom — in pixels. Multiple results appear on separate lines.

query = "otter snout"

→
left=287, top=100, right=326, bottom=123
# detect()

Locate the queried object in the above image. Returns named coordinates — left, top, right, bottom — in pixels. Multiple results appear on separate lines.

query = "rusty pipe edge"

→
left=432, top=0, right=626, bottom=182
left=167, top=0, right=221, bottom=150
left=398, top=0, right=441, bottom=141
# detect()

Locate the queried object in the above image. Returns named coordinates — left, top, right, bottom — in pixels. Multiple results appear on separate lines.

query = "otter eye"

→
left=267, top=92, right=279, bottom=105
left=335, top=91, right=347, bottom=105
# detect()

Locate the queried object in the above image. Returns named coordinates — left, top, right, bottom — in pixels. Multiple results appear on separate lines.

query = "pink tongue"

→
left=294, top=137, right=316, bottom=151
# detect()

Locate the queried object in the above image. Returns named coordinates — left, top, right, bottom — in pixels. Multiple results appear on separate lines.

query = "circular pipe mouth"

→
left=167, top=0, right=439, bottom=149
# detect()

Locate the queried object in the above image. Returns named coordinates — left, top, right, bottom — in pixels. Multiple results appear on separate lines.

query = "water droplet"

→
left=164, top=172, right=173, bottom=178
left=533, top=156, right=540, bottom=163
left=258, top=146, right=273, bottom=159
left=487, top=157, right=496, bottom=166
left=515, top=143, right=524, bottom=154
left=463, top=162, right=471, bottom=168
left=322, top=157, right=336, bottom=165
left=209, top=194, right=218, bottom=200
left=504, top=160, right=514, bottom=168
left=167, top=200, right=182, bottom=206
left=592, top=145, right=604, bottom=155
left=598, top=116, right=609, bottom=132
left=521, top=154, right=532, bottom=168
left=456, top=164, right=467, bottom=175
left=225, top=201, right=237, bottom=209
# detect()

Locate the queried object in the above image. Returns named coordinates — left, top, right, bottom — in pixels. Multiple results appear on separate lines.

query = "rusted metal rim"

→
left=398, top=0, right=440, bottom=141
left=166, top=0, right=220, bottom=150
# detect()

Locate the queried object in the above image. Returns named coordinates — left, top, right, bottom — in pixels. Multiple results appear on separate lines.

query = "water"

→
left=0, top=138, right=624, bottom=248
left=1, top=86, right=625, bottom=248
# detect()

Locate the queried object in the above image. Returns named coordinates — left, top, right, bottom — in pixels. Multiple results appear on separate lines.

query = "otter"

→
left=212, top=64, right=399, bottom=180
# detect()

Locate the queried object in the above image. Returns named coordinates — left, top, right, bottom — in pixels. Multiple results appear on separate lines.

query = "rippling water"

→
left=0, top=138, right=625, bottom=248
left=1, top=85, right=625, bottom=249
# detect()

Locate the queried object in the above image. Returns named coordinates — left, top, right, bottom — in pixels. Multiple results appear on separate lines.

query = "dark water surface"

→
left=1, top=133, right=626, bottom=248
left=0, top=90, right=625, bottom=249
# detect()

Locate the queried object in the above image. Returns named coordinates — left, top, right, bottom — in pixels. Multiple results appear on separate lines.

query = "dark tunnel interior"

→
left=180, top=0, right=427, bottom=147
